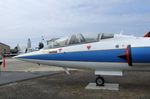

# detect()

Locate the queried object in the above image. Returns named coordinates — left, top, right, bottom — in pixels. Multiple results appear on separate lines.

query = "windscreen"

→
left=44, top=33, right=114, bottom=49
left=44, top=36, right=69, bottom=49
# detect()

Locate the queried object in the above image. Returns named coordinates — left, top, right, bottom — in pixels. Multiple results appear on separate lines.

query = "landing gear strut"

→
left=95, top=76, right=105, bottom=86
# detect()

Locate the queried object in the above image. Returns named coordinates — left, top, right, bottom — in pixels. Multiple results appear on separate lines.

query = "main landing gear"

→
left=95, top=76, right=105, bottom=86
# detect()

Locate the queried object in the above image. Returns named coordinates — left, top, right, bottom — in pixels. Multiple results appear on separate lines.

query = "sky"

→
left=0, top=0, right=150, bottom=48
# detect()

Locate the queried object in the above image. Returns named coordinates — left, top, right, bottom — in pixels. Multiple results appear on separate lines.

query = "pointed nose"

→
left=13, top=51, right=41, bottom=60
left=13, top=55, right=22, bottom=59
left=13, top=54, right=26, bottom=59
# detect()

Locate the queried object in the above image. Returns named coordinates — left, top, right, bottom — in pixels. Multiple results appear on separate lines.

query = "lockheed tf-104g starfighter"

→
left=14, top=32, right=150, bottom=86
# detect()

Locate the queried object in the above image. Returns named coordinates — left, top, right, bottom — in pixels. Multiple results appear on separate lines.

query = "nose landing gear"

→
left=95, top=76, right=105, bottom=86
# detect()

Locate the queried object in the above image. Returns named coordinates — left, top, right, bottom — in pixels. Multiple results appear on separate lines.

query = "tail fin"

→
left=144, top=31, right=150, bottom=37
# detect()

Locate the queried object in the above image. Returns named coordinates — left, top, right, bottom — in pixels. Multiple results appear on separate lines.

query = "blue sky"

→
left=0, top=0, right=150, bottom=48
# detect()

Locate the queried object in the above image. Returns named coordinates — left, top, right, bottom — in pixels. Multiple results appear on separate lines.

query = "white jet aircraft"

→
left=14, top=32, right=150, bottom=86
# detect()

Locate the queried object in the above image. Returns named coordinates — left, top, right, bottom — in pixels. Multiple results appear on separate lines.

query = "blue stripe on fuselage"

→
left=18, top=47, right=150, bottom=63
left=19, top=49, right=126, bottom=62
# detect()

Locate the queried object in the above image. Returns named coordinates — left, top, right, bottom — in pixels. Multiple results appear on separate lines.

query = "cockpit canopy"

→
left=44, top=33, right=114, bottom=49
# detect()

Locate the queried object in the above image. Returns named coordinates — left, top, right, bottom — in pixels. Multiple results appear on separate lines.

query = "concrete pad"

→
left=1, top=58, right=64, bottom=72
left=85, top=83, right=119, bottom=91
left=0, top=71, right=59, bottom=86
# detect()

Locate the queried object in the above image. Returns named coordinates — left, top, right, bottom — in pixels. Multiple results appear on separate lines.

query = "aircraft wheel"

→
left=95, top=76, right=105, bottom=86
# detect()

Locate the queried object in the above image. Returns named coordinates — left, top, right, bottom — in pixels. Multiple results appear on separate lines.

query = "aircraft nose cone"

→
left=13, top=51, right=41, bottom=60
left=13, top=52, right=31, bottom=59
left=13, top=54, right=23, bottom=59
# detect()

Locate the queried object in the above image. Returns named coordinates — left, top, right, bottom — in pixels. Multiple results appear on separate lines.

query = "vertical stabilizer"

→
left=144, top=31, right=150, bottom=37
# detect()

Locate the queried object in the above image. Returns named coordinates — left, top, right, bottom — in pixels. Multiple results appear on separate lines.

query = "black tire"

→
left=95, top=76, right=105, bottom=86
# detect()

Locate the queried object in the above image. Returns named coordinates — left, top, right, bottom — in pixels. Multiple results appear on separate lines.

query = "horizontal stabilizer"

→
left=95, top=70, right=123, bottom=76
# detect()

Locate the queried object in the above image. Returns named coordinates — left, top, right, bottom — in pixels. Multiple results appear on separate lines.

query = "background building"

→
left=0, top=43, right=10, bottom=54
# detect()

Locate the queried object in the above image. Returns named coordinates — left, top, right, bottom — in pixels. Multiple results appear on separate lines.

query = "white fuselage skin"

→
left=15, top=34, right=150, bottom=72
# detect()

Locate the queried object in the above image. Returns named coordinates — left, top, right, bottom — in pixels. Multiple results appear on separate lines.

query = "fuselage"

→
left=14, top=33, right=150, bottom=71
